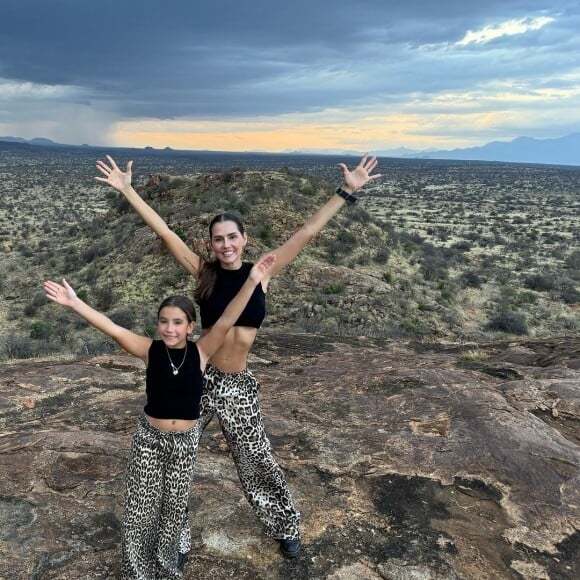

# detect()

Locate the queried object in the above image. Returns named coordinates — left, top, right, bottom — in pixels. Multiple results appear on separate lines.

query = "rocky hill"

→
left=1, top=152, right=579, bottom=579
left=1, top=333, right=578, bottom=579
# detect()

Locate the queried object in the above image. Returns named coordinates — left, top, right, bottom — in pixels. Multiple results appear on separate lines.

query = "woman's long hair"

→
left=194, top=212, right=245, bottom=303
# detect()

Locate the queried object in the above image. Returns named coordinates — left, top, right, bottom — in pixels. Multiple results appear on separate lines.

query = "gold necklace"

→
left=165, top=343, right=188, bottom=375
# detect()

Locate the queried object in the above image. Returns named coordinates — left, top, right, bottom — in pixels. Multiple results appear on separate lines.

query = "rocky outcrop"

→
left=1, top=335, right=578, bottom=579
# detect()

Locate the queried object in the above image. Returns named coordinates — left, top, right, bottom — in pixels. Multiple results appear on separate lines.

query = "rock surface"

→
left=0, top=334, right=578, bottom=580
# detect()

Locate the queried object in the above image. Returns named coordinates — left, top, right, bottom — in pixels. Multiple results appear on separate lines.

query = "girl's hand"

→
left=249, top=253, right=277, bottom=284
left=95, top=155, right=133, bottom=193
left=338, top=153, right=382, bottom=194
left=44, top=279, right=79, bottom=308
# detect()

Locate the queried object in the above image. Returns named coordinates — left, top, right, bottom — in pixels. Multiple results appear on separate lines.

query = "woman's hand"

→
left=44, top=279, right=80, bottom=308
left=338, top=153, right=381, bottom=194
left=249, top=253, right=277, bottom=284
left=95, top=155, right=133, bottom=193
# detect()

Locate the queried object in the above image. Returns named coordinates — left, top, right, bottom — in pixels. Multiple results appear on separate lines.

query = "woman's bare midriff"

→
left=145, top=415, right=197, bottom=432
left=201, top=325, right=257, bottom=372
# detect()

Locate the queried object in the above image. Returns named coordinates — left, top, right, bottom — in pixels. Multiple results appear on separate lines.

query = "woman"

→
left=44, top=253, right=275, bottom=579
left=95, top=153, right=381, bottom=558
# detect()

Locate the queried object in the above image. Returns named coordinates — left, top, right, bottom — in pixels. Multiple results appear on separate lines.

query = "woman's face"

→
left=210, top=220, right=247, bottom=269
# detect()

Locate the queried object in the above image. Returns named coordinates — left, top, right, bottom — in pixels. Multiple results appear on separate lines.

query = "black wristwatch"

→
left=335, top=187, right=357, bottom=204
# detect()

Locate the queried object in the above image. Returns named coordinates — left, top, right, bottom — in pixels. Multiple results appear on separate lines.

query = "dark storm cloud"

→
left=0, top=0, right=578, bottom=155
left=2, top=0, right=575, bottom=121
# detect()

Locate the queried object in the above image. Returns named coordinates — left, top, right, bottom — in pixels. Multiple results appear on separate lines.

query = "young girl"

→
left=43, top=252, right=275, bottom=580
left=96, top=153, right=380, bottom=558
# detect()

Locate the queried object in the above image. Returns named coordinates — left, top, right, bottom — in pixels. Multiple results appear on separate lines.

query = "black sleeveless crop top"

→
left=198, top=262, right=266, bottom=330
left=144, top=339, right=203, bottom=420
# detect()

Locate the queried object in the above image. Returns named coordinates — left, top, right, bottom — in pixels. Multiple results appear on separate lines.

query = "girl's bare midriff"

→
left=145, top=415, right=197, bottom=432
left=201, top=325, right=257, bottom=372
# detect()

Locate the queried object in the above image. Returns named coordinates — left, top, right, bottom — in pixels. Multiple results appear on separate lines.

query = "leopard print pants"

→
left=196, top=364, right=301, bottom=540
left=121, top=416, right=200, bottom=580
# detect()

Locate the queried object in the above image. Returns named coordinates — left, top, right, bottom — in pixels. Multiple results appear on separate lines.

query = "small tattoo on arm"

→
left=183, top=256, right=197, bottom=272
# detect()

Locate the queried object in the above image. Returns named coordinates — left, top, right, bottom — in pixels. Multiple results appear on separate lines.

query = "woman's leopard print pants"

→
left=121, top=416, right=200, bottom=579
left=196, top=364, right=301, bottom=540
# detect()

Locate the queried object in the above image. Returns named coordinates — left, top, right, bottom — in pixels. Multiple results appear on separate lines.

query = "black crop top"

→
left=198, top=262, right=266, bottom=329
left=144, top=339, right=203, bottom=420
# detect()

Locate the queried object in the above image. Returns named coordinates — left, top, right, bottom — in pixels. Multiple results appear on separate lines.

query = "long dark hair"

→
left=194, top=212, right=245, bottom=303
left=157, top=295, right=196, bottom=323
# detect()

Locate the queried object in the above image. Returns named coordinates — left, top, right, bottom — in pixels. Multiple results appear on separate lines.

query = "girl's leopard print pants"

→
left=121, top=416, right=200, bottom=579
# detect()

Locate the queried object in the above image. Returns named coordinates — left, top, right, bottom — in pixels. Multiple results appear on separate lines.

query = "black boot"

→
left=280, top=538, right=301, bottom=558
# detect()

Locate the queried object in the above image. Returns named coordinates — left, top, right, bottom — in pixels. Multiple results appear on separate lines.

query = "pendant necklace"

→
left=165, top=343, right=188, bottom=375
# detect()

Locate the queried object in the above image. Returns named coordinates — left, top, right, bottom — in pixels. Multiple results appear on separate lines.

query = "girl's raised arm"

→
left=267, top=153, right=381, bottom=278
left=95, top=155, right=202, bottom=276
left=44, top=278, right=152, bottom=362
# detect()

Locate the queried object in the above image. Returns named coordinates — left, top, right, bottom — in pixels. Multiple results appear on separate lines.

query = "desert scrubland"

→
left=0, top=142, right=578, bottom=360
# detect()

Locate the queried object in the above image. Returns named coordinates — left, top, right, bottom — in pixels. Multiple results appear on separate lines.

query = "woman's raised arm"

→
left=267, top=153, right=381, bottom=278
left=95, top=155, right=202, bottom=276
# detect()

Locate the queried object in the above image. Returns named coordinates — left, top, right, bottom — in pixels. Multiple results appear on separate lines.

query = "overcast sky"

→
left=1, top=0, right=578, bottom=152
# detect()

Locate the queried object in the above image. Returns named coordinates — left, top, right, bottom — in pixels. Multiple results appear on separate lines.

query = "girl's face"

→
left=210, top=220, right=247, bottom=269
left=157, top=306, right=195, bottom=348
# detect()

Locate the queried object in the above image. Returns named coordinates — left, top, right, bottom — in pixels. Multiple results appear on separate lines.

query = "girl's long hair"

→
left=194, top=212, right=245, bottom=303
left=157, top=295, right=196, bottom=322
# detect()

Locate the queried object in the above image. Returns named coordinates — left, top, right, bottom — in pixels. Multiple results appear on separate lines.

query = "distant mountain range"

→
left=0, top=136, right=61, bottom=146
left=382, top=132, right=580, bottom=166
left=1, top=132, right=578, bottom=166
